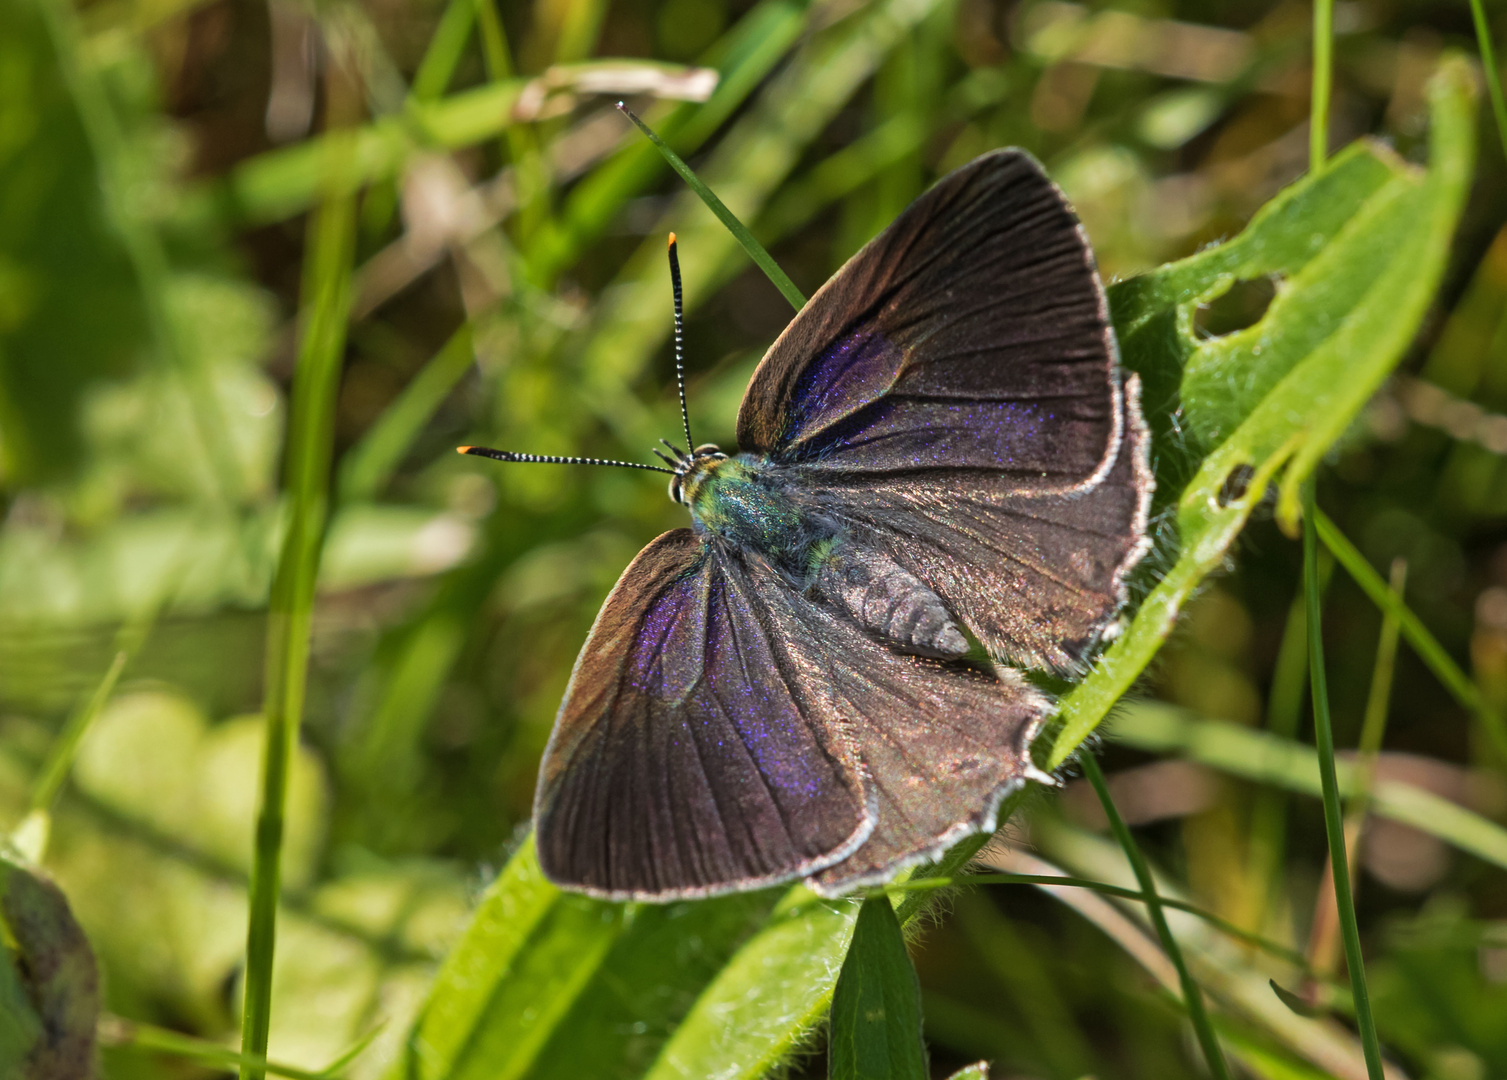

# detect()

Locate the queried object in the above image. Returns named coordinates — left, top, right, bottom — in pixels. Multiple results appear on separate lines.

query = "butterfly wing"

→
left=805, top=381, right=1153, bottom=670
left=534, top=529, right=874, bottom=900
left=737, top=149, right=1122, bottom=492
left=737, top=148, right=1151, bottom=670
left=747, top=564, right=1051, bottom=895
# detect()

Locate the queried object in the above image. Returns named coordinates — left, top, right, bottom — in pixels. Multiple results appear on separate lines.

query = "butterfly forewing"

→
left=800, top=381, right=1153, bottom=672
left=737, top=149, right=1121, bottom=492
left=534, top=530, right=874, bottom=900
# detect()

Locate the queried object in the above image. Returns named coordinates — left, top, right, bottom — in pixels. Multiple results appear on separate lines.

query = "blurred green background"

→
left=2, top=0, right=1507, bottom=1076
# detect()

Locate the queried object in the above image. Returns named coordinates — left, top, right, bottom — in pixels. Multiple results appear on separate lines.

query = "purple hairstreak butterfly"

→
left=460, top=149, right=1153, bottom=900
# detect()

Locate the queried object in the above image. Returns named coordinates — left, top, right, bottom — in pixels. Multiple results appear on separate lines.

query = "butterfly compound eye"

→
left=667, top=474, right=684, bottom=503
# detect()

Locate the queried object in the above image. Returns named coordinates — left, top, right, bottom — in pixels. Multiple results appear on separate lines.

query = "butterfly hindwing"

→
left=534, top=529, right=874, bottom=900
left=747, top=570, right=1051, bottom=894
left=737, top=149, right=1122, bottom=492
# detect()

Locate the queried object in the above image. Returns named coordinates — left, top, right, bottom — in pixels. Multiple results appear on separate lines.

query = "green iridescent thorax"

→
left=679, top=452, right=829, bottom=574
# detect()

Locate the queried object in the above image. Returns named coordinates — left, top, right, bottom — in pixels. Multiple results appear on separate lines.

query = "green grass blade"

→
left=522, top=0, right=805, bottom=285
left=411, top=0, right=477, bottom=101
left=1108, top=704, right=1507, bottom=872
left=27, top=650, right=127, bottom=815
left=1311, top=0, right=1333, bottom=169
left=1355, top=559, right=1407, bottom=766
left=102, top=1016, right=337, bottom=1080
left=338, top=324, right=475, bottom=503
left=618, top=104, right=806, bottom=311
left=887, top=874, right=1310, bottom=970
left=240, top=154, right=358, bottom=1080
left=215, top=78, right=522, bottom=225
left=829, top=898, right=927, bottom=1080
left=1080, top=753, right=1231, bottom=1080
left=1468, top=0, right=1507, bottom=161
left=1302, top=484, right=1383, bottom=1080
left=1315, top=508, right=1507, bottom=761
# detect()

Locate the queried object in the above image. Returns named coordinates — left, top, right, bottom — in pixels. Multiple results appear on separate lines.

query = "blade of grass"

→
left=1354, top=559, right=1408, bottom=792
left=338, top=324, right=475, bottom=503
left=1108, top=703, right=1507, bottom=871
left=887, top=873, right=1311, bottom=970
left=1468, top=0, right=1507, bottom=160
left=617, top=103, right=806, bottom=311
left=9, top=648, right=129, bottom=863
left=1311, top=0, right=1333, bottom=169
left=1243, top=567, right=1327, bottom=940
left=1302, top=483, right=1383, bottom=1080
left=1314, top=508, right=1507, bottom=762
left=1080, top=753, right=1231, bottom=1080
left=1019, top=830, right=1384, bottom=1080
left=521, top=0, right=805, bottom=285
left=315, top=1023, right=386, bottom=1077
left=239, top=141, right=359, bottom=1080
left=1306, top=559, right=1407, bottom=989
left=948, top=892, right=1097, bottom=1078
left=100, top=1015, right=345, bottom=1080
left=411, top=0, right=478, bottom=101
left=27, top=650, right=126, bottom=815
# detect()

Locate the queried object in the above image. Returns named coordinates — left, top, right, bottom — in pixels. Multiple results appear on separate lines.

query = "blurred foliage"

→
left=1, top=0, right=1507, bottom=1077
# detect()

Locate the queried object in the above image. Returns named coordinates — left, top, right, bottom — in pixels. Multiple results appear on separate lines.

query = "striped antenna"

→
left=668, top=234, right=694, bottom=456
left=457, top=446, right=675, bottom=475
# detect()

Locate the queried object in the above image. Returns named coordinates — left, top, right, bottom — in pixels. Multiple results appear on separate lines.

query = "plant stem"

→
left=1468, top=0, right=1507, bottom=162
left=1306, top=558, right=1406, bottom=986
left=238, top=141, right=358, bottom=1080
left=1315, top=509, right=1507, bottom=762
left=1079, top=753, right=1231, bottom=1080
left=1310, top=0, right=1333, bottom=170
left=617, top=103, right=807, bottom=311
left=1303, top=482, right=1384, bottom=1080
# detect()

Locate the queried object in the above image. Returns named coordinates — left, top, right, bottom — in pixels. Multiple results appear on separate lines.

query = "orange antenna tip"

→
left=457, top=446, right=474, bottom=454
left=668, top=232, right=677, bottom=248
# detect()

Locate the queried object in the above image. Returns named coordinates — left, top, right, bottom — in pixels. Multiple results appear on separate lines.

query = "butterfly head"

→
left=663, top=443, right=729, bottom=505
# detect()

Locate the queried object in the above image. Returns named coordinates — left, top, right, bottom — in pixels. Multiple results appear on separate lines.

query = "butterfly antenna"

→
left=668, top=233, right=694, bottom=455
left=457, top=446, right=675, bottom=475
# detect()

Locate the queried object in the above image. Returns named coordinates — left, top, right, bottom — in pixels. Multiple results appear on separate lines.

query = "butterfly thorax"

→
left=678, top=450, right=970, bottom=660
left=679, top=452, right=823, bottom=572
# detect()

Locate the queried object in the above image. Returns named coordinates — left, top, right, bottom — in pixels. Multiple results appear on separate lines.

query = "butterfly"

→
left=461, top=149, right=1153, bottom=901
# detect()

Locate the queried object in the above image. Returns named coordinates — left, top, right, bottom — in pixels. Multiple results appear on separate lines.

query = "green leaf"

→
left=642, top=887, right=859, bottom=1080
left=1046, top=56, right=1477, bottom=768
left=829, top=898, right=927, bottom=1080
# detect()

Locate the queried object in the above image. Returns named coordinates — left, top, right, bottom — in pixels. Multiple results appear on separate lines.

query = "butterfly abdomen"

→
left=813, top=545, right=968, bottom=660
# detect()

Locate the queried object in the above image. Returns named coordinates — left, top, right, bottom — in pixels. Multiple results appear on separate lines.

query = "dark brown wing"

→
left=744, top=562, right=1053, bottom=896
left=798, top=380, right=1153, bottom=672
left=533, top=530, right=874, bottom=900
left=736, top=149, right=1120, bottom=493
